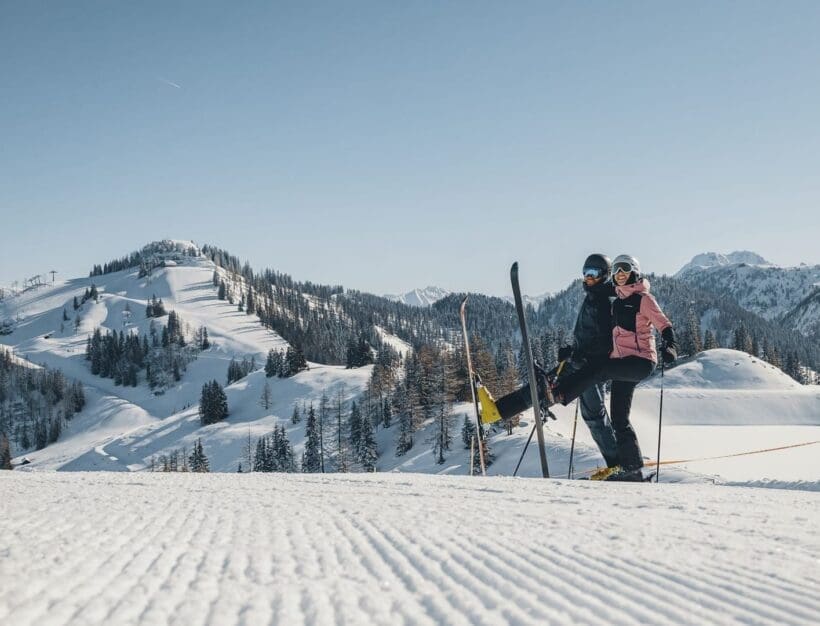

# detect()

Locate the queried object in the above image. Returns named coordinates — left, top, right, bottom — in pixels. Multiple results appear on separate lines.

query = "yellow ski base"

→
left=477, top=385, right=502, bottom=424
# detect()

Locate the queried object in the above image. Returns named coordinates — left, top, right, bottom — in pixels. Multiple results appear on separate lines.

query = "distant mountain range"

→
left=384, top=287, right=451, bottom=307
left=674, top=251, right=820, bottom=332
left=385, top=286, right=551, bottom=309
left=675, top=251, right=772, bottom=277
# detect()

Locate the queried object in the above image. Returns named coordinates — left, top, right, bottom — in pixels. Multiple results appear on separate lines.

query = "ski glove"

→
left=557, top=345, right=573, bottom=361
left=660, top=327, right=677, bottom=364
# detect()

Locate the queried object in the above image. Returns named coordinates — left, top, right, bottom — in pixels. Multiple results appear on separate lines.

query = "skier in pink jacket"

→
left=548, top=255, right=677, bottom=479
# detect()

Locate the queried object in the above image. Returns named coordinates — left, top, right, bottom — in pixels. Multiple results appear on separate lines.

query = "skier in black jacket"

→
left=495, top=254, right=620, bottom=467
left=558, top=253, right=620, bottom=468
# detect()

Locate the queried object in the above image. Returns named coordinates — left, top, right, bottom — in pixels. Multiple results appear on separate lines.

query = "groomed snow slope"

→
left=1, top=472, right=818, bottom=626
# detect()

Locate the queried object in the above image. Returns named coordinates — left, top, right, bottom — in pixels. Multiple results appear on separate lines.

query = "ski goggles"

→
left=582, top=266, right=605, bottom=279
left=613, top=261, right=634, bottom=275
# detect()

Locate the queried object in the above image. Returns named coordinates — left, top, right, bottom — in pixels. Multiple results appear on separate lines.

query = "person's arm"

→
left=641, top=294, right=672, bottom=333
left=642, top=295, right=677, bottom=362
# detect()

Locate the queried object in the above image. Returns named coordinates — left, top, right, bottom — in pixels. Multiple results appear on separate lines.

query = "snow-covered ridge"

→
left=675, top=250, right=771, bottom=277
left=384, top=286, right=451, bottom=307
left=675, top=251, right=820, bottom=326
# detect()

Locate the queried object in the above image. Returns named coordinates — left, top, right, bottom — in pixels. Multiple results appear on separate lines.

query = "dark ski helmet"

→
left=582, top=254, right=611, bottom=280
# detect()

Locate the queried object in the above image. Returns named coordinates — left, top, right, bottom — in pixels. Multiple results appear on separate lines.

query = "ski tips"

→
left=511, top=261, right=519, bottom=278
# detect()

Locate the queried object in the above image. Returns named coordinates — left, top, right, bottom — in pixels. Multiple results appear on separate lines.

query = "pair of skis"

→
left=460, top=262, right=550, bottom=478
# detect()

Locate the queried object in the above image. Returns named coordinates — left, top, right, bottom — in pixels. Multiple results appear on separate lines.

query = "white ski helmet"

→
left=612, top=254, right=641, bottom=278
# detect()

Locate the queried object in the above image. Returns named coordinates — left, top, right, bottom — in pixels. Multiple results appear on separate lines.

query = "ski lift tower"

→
left=50, top=270, right=57, bottom=284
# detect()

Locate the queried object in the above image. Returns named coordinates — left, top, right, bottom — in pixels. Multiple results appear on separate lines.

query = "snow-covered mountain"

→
left=384, top=286, right=550, bottom=309
left=676, top=250, right=771, bottom=276
left=383, top=286, right=450, bottom=307
left=675, top=251, right=820, bottom=327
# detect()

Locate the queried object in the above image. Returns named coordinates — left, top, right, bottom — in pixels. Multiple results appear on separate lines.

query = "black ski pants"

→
left=556, top=356, right=654, bottom=405
left=579, top=383, right=619, bottom=468
left=557, top=357, right=655, bottom=470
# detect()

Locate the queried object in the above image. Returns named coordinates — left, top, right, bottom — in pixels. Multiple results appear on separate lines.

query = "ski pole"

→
left=513, top=424, right=536, bottom=477
left=513, top=360, right=565, bottom=478
left=656, top=350, right=665, bottom=483
left=567, top=399, right=579, bottom=479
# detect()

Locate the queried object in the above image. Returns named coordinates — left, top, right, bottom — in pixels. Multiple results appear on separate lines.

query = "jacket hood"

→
left=615, top=277, right=650, bottom=299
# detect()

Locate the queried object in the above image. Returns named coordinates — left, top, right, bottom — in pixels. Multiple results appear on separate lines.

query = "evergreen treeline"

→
left=145, top=294, right=167, bottom=318
left=0, top=348, right=86, bottom=460
left=150, top=439, right=210, bottom=472
left=252, top=425, right=296, bottom=472
left=85, top=312, right=204, bottom=389
left=227, top=357, right=256, bottom=385
left=89, top=240, right=199, bottom=276
left=264, top=347, right=308, bottom=378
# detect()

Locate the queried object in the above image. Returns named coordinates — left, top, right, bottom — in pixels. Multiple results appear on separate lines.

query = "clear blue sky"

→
left=2, top=1, right=819, bottom=297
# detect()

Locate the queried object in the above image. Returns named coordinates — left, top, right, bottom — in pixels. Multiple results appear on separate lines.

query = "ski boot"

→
left=533, top=361, right=560, bottom=409
left=603, top=466, right=650, bottom=482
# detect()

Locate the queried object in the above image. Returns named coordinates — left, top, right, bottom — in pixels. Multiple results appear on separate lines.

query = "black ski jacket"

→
left=571, top=280, right=615, bottom=365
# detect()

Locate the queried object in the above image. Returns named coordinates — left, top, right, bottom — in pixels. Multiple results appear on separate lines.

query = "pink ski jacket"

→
left=611, top=278, right=672, bottom=363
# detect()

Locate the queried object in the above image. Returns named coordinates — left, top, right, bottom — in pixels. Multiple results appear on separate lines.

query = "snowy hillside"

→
left=2, top=472, right=819, bottom=626
left=782, top=287, right=820, bottom=338
left=674, top=251, right=820, bottom=325
left=0, top=250, right=376, bottom=472
left=384, top=286, right=451, bottom=307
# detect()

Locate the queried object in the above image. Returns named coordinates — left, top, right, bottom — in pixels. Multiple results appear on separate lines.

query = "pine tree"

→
left=285, top=345, right=308, bottom=376
left=349, top=400, right=362, bottom=456
left=200, top=380, right=228, bottom=425
left=359, top=414, right=378, bottom=471
left=432, top=404, right=452, bottom=464
left=703, top=329, right=717, bottom=350
left=259, top=381, right=272, bottom=410
left=201, top=327, right=210, bottom=350
left=302, top=404, right=321, bottom=472
left=0, top=432, right=12, bottom=470
left=733, top=324, right=753, bottom=355
left=189, top=438, right=210, bottom=472
left=291, top=403, right=301, bottom=424
left=265, top=349, right=279, bottom=377
left=396, top=410, right=413, bottom=456
left=461, top=413, right=476, bottom=449
left=680, top=308, right=703, bottom=357
left=246, top=287, right=255, bottom=315
left=785, top=352, right=805, bottom=384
